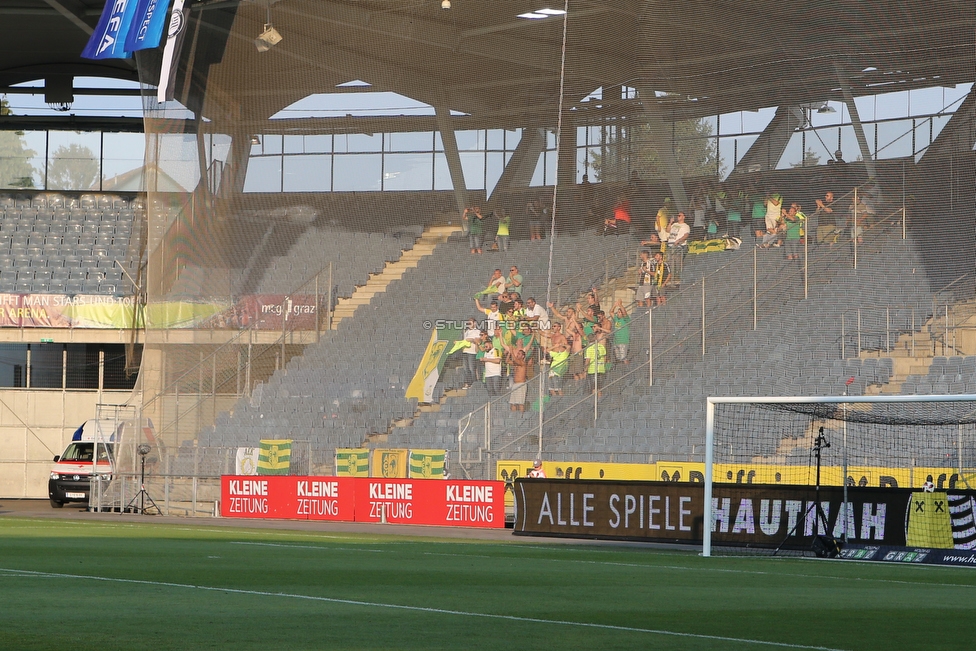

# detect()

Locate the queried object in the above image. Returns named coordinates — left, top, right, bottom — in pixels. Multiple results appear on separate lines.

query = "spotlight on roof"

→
left=441, top=0, right=451, bottom=8
left=817, top=103, right=836, bottom=114
left=255, top=24, right=282, bottom=52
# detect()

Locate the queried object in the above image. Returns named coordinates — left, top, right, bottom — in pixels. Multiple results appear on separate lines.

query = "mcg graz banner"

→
left=221, top=476, right=505, bottom=528
left=513, top=479, right=976, bottom=551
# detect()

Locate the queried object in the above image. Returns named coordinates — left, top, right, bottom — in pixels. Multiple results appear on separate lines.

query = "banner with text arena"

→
left=220, top=477, right=505, bottom=528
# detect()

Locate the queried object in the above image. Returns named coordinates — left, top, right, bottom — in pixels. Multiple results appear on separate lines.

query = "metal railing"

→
left=457, top=184, right=915, bottom=470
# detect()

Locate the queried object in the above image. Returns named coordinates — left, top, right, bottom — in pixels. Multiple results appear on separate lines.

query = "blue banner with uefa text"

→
left=124, top=0, right=172, bottom=52
left=81, top=0, right=139, bottom=60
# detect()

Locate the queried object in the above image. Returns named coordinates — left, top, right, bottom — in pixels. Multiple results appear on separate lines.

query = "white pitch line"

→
left=232, top=541, right=385, bottom=553
left=1, top=567, right=847, bottom=651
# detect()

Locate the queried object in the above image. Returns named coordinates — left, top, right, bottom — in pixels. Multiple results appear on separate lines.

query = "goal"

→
left=703, top=394, right=976, bottom=557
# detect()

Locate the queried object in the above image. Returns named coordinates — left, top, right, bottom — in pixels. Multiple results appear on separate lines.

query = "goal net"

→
left=703, top=395, right=976, bottom=557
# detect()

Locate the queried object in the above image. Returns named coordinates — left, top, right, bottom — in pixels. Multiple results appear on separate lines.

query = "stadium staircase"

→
left=329, top=225, right=461, bottom=327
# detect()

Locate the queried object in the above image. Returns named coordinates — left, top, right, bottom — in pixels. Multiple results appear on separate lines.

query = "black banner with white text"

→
left=513, top=479, right=976, bottom=552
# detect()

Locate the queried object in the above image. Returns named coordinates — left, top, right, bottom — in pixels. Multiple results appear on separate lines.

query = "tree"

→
left=47, top=143, right=99, bottom=190
left=0, top=98, right=38, bottom=189
left=589, top=116, right=722, bottom=182
left=791, top=148, right=822, bottom=168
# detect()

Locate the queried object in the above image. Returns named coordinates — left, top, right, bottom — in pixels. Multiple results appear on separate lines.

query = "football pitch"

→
left=0, top=517, right=972, bottom=651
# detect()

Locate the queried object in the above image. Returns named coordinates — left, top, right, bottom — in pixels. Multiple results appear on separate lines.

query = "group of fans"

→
left=458, top=266, right=632, bottom=410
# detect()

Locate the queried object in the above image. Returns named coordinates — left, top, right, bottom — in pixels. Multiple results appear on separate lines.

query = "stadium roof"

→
left=1, top=1, right=973, bottom=130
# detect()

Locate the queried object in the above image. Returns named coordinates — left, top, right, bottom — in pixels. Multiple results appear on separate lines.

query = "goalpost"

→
left=703, top=394, right=976, bottom=557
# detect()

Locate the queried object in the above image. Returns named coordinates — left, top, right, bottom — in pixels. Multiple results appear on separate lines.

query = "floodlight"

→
left=137, top=443, right=151, bottom=456
left=441, top=0, right=450, bottom=8
left=255, top=24, right=282, bottom=52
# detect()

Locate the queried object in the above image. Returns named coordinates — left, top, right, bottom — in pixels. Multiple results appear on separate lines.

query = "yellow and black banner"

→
left=409, top=449, right=446, bottom=479
left=257, top=439, right=291, bottom=475
left=371, top=449, right=408, bottom=478
left=335, top=448, right=370, bottom=477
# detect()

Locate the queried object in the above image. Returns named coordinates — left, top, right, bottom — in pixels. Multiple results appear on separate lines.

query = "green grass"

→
left=0, top=518, right=973, bottom=650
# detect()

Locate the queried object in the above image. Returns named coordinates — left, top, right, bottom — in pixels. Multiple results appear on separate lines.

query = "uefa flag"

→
left=257, top=439, right=292, bottom=475
left=408, top=449, right=446, bottom=479
left=82, top=0, right=140, bottom=60
left=335, top=448, right=370, bottom=477
left=124, top=0, right=173, bottom=52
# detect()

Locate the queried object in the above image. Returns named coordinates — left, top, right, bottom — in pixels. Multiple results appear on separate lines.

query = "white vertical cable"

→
left=540, top=0, right=571, bottom=451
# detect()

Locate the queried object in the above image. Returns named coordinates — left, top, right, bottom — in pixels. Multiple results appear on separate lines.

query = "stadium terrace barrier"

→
left=220, top=476, right=505, bottom=528
left=512, top=479, right=976, bottom=558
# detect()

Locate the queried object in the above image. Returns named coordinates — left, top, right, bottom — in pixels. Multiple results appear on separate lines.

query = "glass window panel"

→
left=860, top=123, right=876, bottom=159
left=30, top=343, right=62, bottom=389
left=803, top=131, right=831, bottom=168
left=386, top=131, right=433, bottom=152
left=332, top=153, right=381, bottom=191
left=943, top=83, right=973, bottom=112
left=383, top=153, right=433, bottom=190
left=433, top=152, right=452, bottom=190
left=283, top=135, right=306, bottom=154
left=434, top=132, right=445, bottom=151
left=454, top=130, right=481, bottom=151
left=486, top=129, right=504, bottom=151
left=504, top=129, right=521, bottom=150
left=741, top=107, right=776, bottom=134
left=243, top=156, right=282, bottom=192
left=853, top=95, right=876, bottom=122
left=102, top=344, right=137, bottom=390
left=875, top=90, right=909, bottom=121
left=908, top=87, right=945, bottom=117
left=914, top=119, right=932, bottom=155
left=586, top=147, right=601, bottom=180
left=283, top=155, right=332, bottom=192
left=101, top=132, right=146, bottom=190
left=65, top=344, right=98, bottom=389
left=485, top=152, right=505, bottom=196
left=875, top=120, right=913, bottom=159
left=460, top=151, right=486, bottom=190
left=0, top=130, right=44, bottom=190
left=929, top=115, right=951, bottom=145
left=0, top=344, right=27, bottom=388
left=839, top=126, right=860, bottom=162
left=546, top=130, right=556, bottom=149
left=334, top=132, right=382, bottom=153
left=718, top=138, right=737, bottom=179
left=529, top=151, right=551, bottom=186
left=304, top=134, right=332, bottom=153
left=577, top=148, right=590, bottom=182
left=776, top=133, right=804, bottom=169
left=47, top=131, right=102, bottom=191
left=261, top=134, right=283, bottom=155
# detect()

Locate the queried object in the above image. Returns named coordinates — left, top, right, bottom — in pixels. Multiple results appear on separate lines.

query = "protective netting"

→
left=710, top=398, right=976, bottom=483
left=116, top=1, right=974, bottom=485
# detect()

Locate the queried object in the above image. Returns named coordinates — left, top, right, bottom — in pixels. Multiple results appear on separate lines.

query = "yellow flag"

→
left=371, top=449, right=408, bottom=478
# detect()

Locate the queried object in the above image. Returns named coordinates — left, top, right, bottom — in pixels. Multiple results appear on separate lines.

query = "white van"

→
left=48, top=420, right=122, bottom=508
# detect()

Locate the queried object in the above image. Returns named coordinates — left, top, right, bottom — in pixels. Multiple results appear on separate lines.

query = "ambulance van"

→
left=48, top=420, right=121, bottom=508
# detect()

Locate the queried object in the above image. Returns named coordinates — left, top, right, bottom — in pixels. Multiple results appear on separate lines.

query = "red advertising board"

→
left=221, top=476, right=355, bottom=521
left=353, top=478, right=503, bottom=528
left=220, top=476, right=504, bottom=529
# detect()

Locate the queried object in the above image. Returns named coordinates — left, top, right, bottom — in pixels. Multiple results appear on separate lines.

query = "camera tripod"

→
left=775, top=427, right=841, bottom=557
left=125, top=444, right=160, bottom=515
